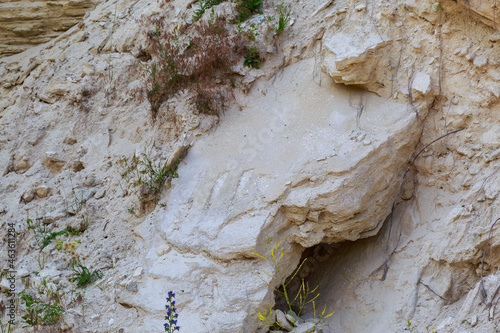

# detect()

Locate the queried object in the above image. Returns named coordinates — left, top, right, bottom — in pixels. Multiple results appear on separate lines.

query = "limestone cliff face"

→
left=0, top=0, right=97, bottom=57
left=0, top=0, right=499, bottom=332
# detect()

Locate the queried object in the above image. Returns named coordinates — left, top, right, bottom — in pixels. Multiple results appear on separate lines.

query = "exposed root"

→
left=381, top=128, right=465, bottom=281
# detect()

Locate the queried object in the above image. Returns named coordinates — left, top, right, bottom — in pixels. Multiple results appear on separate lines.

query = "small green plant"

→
left=72, top=263, right=102, bottom=289
left=193, top=0, right=223, bottom=21
left=164, top=291, right=180, bottom=332
left=128, top=208, right=135, bottom=214
left=139, top=153, right=179, bottom=197
left=0, top=320, right=11, bottom=333
left=407, top=320, right=416, bottom=332
left=71, top=191, right=85, bottom=214
left=254, top=238, right=334, bottom=332
left=28, top=222, right=83, bottom=252
left=19, top=290, right=65, bottom=328
left=405, top=320, right=437, bottom=332
left=275, top=1, right=291, bottom=35
left=36, top=252, right=45, bottom=271
left=237, top=23, right=261, bottom=69
left=80, top=215, right=89, bottom=231
left=244, top=47, right=261, bottom=69
left=121, top=152, right=180, bottom=201
left=237, top=0, right=263, bottom=22
left=237, top=23, right=259, bottom=41
left=27, top=216, right=49, bottom=250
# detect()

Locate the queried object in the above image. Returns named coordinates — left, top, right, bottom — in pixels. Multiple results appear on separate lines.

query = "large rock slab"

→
left=132, top=58, right=423, bottom=332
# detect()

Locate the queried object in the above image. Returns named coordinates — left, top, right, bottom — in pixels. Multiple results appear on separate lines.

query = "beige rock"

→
left=321, top=31, right=392, bottom=88
left=0, top=0, right=499, bottom=333
left=94, top=189, right=106, bottom=199
left=71, top=160, right=85, bottom=172
left=21, top=189, right=35, bottom=203
left=0, top=0, right=97, bottom=57
left=276, top=309, right=294, bottom=331
left=131, top=58, right=422, bottom=332
left=457, top=0, right=500, bottom=30
left=295, top=322, right=318, bottom=333
left=35, top=185, right=50, bottom=198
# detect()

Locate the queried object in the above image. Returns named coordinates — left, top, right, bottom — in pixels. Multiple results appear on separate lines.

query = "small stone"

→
left=44, top=209, right=66, bottom=223
left=473, top=55, right=488, bottom=68
left=285, top=311, right=300, bottom=326
left=108, top=318, right=114, bottom=325
left=126, top=283, right=138, bottom=292
left=354, top=4, right=366, bottom=11
left=14, top=158, right=30, bottom=173
left=471, top=315, right=478, bottom=327
left=45, top=151, right=65, bottom=163
left=71, top=161, right=85, bottom=172
left=27, top=131, right=45, bottom=146
left=486, top=148, right=500, bottom=162
left=157, top=244, right=171, bottom=256
left=35, top=185, right=50, bottom=198
left=0, top=279, right=10, bottom=292
left=94, top=189, right=106, bottom=199
left=21, top=189, right=35, bottom=203
left=411, top=71, right=431, bottom=97
left=120, top=278, right=130, bottom=286
left=362, top=140, right=371, bottom=145
left=63, top=136, right=77, bottom=145
left=295, top=322, right=317, bottom=333
left=132, top=267, right=143, bottom=278
left=276, top=309, right=293, bottom=331
left=17, top=268, right=30, bottom=278
left=3, top=82, right=12, bottom=88
left=166, top=144, right=190, bottom=170
left=84, top=173, right=96, bottom=186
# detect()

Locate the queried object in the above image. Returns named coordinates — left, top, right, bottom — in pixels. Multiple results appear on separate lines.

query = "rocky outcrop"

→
left=130, top=57, right=423, bottom=331
left=321, top=31, right=392, bottom=90
left=458, top=0, right=500, bottom=30
left=0, top=0, right=499, bottom=332
left=0, top=0, right=97, bottom=57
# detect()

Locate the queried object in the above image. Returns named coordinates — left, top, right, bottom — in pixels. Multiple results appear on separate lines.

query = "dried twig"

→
left=381, top=128, right=464, bottom=281
left=419, top=281, right=451, bottom=302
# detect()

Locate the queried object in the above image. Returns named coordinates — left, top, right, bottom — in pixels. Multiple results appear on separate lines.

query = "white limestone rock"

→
left=321, top=31, right=392, bottom=87
left=131, top=58, right=422, bottom=332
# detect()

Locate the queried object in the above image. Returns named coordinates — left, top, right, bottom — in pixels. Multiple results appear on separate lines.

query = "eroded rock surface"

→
left=131, top=58, right=422, bottom=331
left=458, top=0, right=500, bottom=30
left=0, top=0, right=499, bottom=332
left=0, top=0, right=97, bottom=57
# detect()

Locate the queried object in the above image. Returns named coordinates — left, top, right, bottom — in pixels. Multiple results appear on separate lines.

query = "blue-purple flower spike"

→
left=164, top=291, right=180, bottom=332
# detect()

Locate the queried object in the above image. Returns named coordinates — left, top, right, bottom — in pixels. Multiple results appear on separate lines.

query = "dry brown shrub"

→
left=142, top=16, right=245, bottom=118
